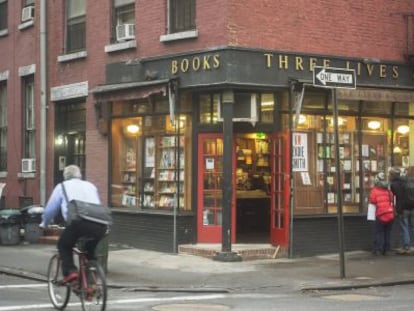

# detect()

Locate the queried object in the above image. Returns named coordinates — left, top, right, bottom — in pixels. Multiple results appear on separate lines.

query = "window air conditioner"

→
left=21, top=6, right=35, bottom=22
left=116, top=24, right=135, bottom=41
left=217, top=93, right=258, bottom=124
left=22, top=158, right=36, bottom=173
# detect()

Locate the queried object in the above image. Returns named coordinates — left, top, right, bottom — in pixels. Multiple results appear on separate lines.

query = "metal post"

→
left=39, top=0, right=47, bottom=205
left=332, top=88, right=346, bottom=278
left=214, top=90, right=241, bottom=262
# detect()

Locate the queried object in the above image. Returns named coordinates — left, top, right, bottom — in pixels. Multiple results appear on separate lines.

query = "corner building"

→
left=1, top=0, right=414, bottom=257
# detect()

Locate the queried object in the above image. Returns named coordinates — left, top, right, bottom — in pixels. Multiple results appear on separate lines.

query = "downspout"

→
left=40, top=0, right=47, bottom=205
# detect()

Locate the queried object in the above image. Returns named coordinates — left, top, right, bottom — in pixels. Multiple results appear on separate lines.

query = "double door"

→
left=197, top=133, right=290, bottom=246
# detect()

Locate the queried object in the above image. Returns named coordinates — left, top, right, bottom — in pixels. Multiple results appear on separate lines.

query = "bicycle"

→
left=47, top=237, right=108, bottom=311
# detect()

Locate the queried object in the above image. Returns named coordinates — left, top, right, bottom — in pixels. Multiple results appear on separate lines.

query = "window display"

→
left=111, top=114, right=191, bottom=211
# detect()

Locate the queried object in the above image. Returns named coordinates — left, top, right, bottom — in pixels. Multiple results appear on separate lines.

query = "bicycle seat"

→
left=75, top=236, right=95, bottom=252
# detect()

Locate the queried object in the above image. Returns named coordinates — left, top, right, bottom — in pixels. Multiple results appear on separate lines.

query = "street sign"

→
left=313, top=66, right=356, bottom=89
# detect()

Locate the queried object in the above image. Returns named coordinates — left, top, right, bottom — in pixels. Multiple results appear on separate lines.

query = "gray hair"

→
left=63, top=165, right=82, bottom=180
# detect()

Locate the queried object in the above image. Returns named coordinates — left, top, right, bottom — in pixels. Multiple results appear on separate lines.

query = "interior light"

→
left=368, top=120, right=381, bottom=130
left=126, top=124, right=139, bottom=134
left=393, top=146, right=402, bottom=154
left=397, top=125, right=409, bottom=134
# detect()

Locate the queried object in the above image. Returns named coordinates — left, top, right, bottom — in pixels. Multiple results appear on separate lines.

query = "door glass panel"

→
left=272, top=137, right=284, bottom=229
left=202, top=138, right=223, bottom=226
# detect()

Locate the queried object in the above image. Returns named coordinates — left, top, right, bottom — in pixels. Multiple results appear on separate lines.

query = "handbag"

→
left=62, top=182, right=113, bottom=226
left=367, top=203, right=376, bottom=221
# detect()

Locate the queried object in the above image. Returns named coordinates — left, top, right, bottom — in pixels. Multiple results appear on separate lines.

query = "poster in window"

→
left=292, top=133, right=308, bottom=172
left=145, top=137, right=155, bottom=167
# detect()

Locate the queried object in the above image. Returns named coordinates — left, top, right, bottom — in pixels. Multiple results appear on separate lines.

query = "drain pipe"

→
left=39, top=0, right=47, bottom=205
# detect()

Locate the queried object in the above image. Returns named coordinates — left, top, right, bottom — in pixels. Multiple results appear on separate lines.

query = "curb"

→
left=0, top=267, right=231, bottom=293
left=301, top=279, right=414, bottom=292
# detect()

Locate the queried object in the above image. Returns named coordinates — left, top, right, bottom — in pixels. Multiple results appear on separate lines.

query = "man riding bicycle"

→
left=40, top=165, right=107, bottom=283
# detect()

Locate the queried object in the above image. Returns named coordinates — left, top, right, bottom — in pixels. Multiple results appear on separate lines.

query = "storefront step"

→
left=178, top=244, right=287, bottom=261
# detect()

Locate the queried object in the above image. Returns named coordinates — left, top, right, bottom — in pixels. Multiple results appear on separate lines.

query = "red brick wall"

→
left=228, top=0, right=414, bottom=62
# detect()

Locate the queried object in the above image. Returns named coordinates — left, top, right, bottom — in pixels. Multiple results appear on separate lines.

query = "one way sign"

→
left=313, top=66, right=356, bottom=89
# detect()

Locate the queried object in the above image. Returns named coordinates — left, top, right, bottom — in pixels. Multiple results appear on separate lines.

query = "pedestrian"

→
left=389, top=167, right=414, bottom=255
left=369, top=171, right=395, bottom=256
left=40, top=165, right=107, bottom=283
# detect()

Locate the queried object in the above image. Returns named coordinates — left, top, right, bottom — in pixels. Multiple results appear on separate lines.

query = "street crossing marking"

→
left=0, top=284, right=46, bottom=289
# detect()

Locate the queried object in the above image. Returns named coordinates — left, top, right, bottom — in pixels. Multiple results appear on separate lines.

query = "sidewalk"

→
left=1, top=243, right=414, bottom=293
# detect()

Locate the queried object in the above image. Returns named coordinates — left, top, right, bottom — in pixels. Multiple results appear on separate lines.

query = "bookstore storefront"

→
left=93, top=47, right=414, bottom=256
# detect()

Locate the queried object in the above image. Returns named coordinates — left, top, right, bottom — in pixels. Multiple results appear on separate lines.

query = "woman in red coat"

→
left=369, top=171, right=395, bottom=255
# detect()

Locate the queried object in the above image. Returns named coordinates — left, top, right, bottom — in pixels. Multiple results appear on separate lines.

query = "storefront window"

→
left=291, top=111, right=394, bottom=216
left=393, top=119, right=411, bottom=168
left=260, top=93, right=274, bottom=123
left=111, top=113, right=192, bottom=211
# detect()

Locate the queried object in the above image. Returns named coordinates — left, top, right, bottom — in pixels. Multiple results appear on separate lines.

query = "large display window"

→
left=288, top=94, right=414, bottom=216
left=110, top=114, right=192, bottom=211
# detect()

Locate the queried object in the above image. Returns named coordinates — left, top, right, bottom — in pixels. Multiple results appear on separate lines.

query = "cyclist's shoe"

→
left=62, top=272, right=78, bottom=284
left=85, top=288, right=95, bottom=301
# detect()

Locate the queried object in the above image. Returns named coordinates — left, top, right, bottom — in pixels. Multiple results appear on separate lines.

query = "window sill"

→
left=57, top=51, right=87, bottom=63
left=159, top=29, right=198, bottom=42
left=104, top=40, right=136, bottom=53
left=0, top=171, right=7, bottom=178
left=0, top=29, right=8, bottom=37
left=18, top=20, right=34, bottom=30
left=17, top=172, right=36, bottom=179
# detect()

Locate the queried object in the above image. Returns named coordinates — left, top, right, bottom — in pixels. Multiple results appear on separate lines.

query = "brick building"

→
left=1, top=0, right=414, bottom=256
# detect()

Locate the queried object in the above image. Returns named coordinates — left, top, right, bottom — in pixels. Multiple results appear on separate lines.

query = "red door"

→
left=270, top=132, right=290, bottom=246
left=197, top=133, right=236, bottom=243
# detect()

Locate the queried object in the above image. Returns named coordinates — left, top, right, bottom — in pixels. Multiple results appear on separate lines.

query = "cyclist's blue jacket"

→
left=41, top=178, right=101, bottom=225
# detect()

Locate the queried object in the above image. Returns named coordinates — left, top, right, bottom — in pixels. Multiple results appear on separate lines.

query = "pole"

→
left=40, top=0, right=47, bottom=205
left=213, top=90, right=241, bottom=262
left=332, top=88, right=346, bottom=278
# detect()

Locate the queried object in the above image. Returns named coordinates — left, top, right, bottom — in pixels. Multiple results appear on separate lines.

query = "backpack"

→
left=404, top=178, right=414, bottom=207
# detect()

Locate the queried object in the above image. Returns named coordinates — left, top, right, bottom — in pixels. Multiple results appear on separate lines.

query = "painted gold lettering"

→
left=213, top=54, right=220, bottom=68
left=171, top=60, right=178, bottom=75
left=392, top=66, right=399, bottom=79
left=366, top=64, right=374, bottom=76
left=295, top=57, right=304, bottom=70
left=192, top=57, right=201, bottom=71
left=356, top=62, right=362, bottom=75
left=309, top=58, right=317, bottom=71
left=181, top=59, right=189, bottom=72
left=379, top=65, right=386, bottom=78
left=264, top=53, right=273, bottom=68
left=279, top=55, right=288, bottom=70
left=203, top=55, right=211, bottom=70
left=323, top=59, right=330, bottom=67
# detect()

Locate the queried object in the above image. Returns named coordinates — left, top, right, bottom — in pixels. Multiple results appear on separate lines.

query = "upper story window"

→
left=22, top=75, right=35, bottom=158
left=169, top=0, right=195, bottom=33
left=66, top=0, right=86, bottom=53
left=0, top=0, right=8, bottom=32
left=113, top=0, right=135, bottom=42
left=0, top=82, right=7, bottom=171
left=21, top=0, right=35, bottom=23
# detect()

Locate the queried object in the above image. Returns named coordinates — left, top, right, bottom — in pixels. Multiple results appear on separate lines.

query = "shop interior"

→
left=235, top=133, right=271, bottom=243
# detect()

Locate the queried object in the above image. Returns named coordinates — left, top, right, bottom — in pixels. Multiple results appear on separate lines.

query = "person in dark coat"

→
left=391, top=166, right=414, bottom=254
left=369, top=171, right=394, bottom=256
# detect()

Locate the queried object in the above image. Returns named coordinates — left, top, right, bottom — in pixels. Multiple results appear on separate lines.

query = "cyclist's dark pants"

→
left=58, top=220, right=107, bottom=277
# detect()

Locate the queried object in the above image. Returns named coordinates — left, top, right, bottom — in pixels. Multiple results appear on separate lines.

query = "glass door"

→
left=197, top=133, right=236, bottom=243
left=270, top=132, right=290, bottom=246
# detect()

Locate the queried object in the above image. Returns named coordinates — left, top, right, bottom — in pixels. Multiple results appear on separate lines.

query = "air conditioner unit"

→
left=217, top=93, right=258, bottom=125
left=21, top=6, right=35, bottom=22
left=116, top=24, right=135, bottom=42
left=22, top=158, right=36, bottom=173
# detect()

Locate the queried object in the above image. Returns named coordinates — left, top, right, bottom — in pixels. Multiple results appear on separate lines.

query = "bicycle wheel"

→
left=47, top=254, right=71, bottom=310
left=79, top=260, right=107, bottom=311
